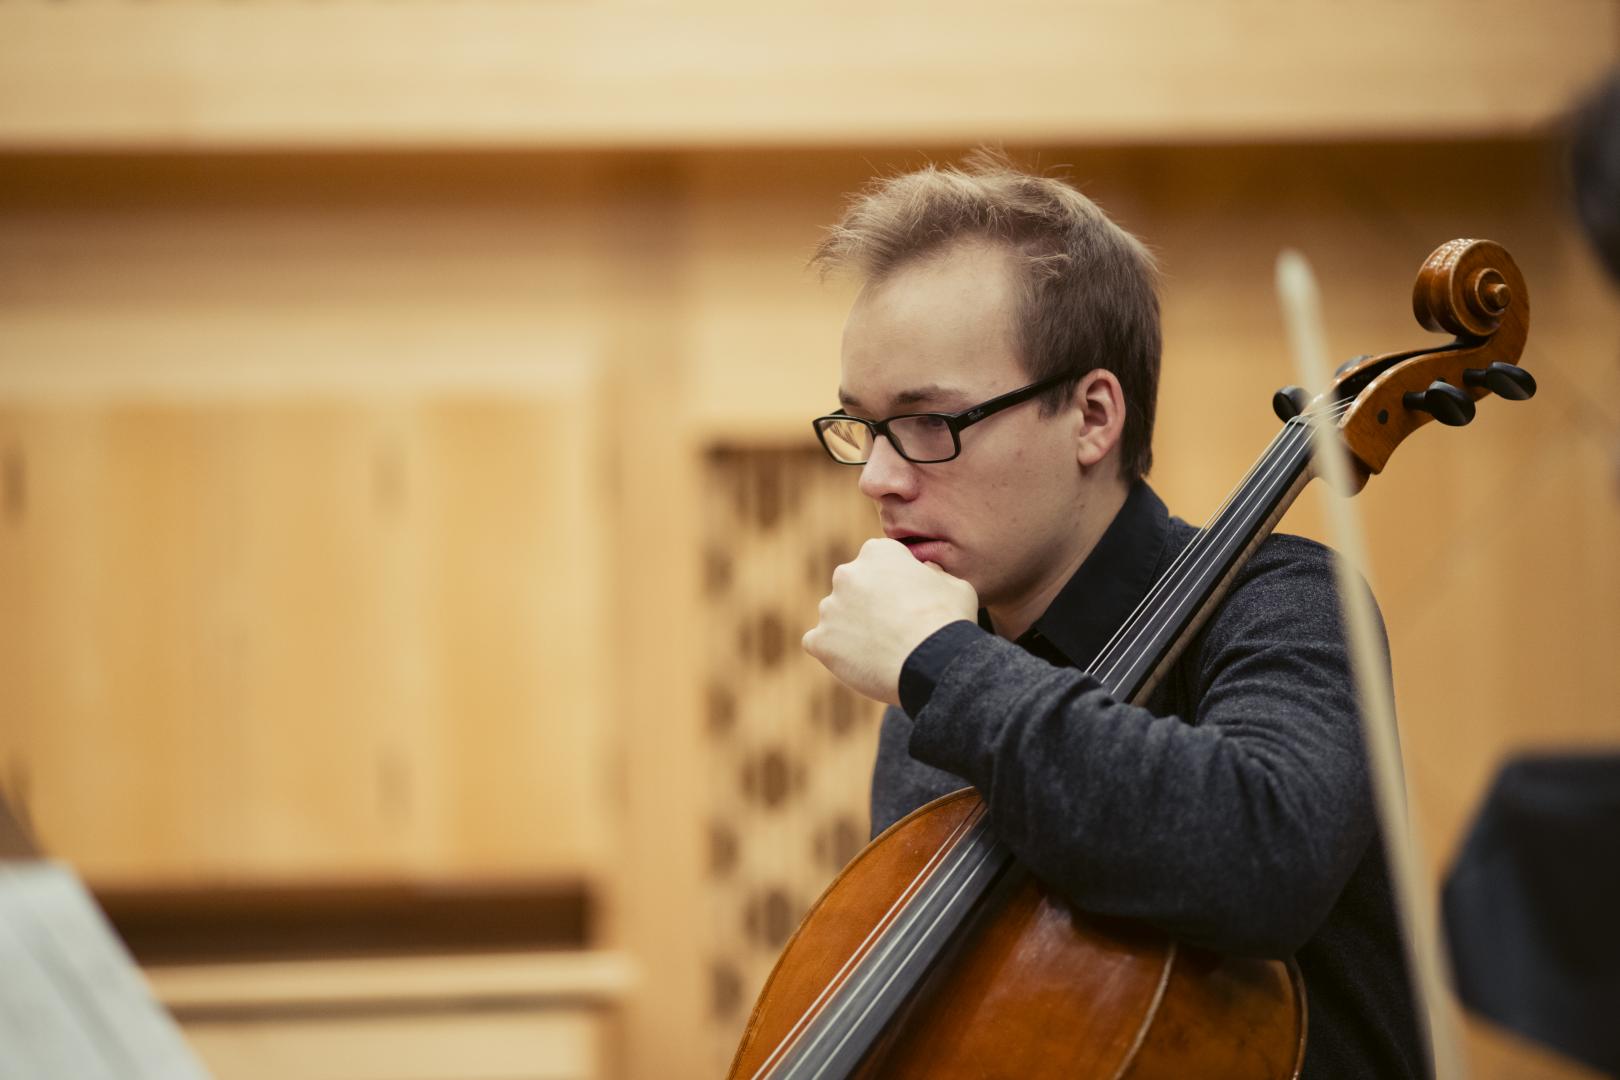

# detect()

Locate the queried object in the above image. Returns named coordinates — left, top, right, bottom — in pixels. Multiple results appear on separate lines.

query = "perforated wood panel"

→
left=699, top=445, right=884, bottom=1071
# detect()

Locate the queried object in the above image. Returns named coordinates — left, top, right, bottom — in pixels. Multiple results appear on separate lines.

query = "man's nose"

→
left=857, top=433, right=920, bottom=501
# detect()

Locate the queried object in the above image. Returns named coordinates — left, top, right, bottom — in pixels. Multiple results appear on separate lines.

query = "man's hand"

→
left=802, top=538, right=979, bottom=705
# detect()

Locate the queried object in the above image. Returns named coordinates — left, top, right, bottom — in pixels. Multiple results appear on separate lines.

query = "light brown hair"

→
left=814, top=151, right=1161, bottom=480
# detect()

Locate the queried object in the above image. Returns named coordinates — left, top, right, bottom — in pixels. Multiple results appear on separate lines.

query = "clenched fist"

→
left=802, top=538, right=979, bottom=704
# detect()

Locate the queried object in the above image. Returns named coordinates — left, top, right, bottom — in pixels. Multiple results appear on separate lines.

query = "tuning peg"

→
left=1403, top=380, right=1476, bottom=426
left=1335, top=354, right=1374, bottom=377
left=1272, top=386, right=1310, bottom=421
left=1463, top=362, right=1537, bottom=401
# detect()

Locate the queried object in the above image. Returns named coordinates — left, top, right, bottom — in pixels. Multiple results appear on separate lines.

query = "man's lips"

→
left=887, top=531, right=950, bottom=562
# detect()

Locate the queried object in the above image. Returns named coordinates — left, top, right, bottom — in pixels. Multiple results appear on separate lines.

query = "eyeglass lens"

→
left=818, top=415, right=956, bottom=463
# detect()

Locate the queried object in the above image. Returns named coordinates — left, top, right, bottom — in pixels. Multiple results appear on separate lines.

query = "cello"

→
left=727, top=239, right=1533, bottom=1078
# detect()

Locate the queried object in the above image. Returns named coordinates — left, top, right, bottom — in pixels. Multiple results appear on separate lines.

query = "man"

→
left=801, top=154, right=1423, bottom=1078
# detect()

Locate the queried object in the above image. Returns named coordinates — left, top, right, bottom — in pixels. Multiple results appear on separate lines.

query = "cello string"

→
left=1092, top=418, right=1318, bottom=691
left=762, top=814, right=1001, bottom=1079
left=1086, top=419, right=1299, bottom=671
left=1091, top=400, right=1349, bottom=693
left=1093, top=408, right=1336, bottom=693
left=751, top=803, right=991, bottom=1079
left=1087, top=399, right=1350, bottom=689
left=790, top=821, right=1005, bottom=1078
left=1105, top=397, right=1350, bottom=680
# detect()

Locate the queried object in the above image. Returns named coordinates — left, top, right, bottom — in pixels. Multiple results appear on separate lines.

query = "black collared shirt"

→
left=874, top=481, right=1423, bottom=1079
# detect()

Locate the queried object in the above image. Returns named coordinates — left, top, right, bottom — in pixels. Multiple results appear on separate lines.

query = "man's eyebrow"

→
left=837, top=384, right=959, bottom=411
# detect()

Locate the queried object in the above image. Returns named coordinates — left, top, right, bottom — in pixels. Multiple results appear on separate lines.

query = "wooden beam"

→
left=0, top=1, right=1614, bottom=150
left=145, top=950, right=636, bottom=1014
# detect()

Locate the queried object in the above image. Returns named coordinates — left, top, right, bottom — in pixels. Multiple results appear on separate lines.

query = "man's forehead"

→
left=836, top=245, right=1025, bottom=414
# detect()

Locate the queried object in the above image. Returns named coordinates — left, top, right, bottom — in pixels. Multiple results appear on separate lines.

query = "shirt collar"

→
left=1017, top=480, right=1170, bottom=669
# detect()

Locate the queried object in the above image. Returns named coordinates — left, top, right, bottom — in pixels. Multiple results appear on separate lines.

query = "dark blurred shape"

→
left=100, top=881, right=592, bottom=965
left=1570, top=69, right=1620, bottom=283
left=0, top=786, right=39, bottom=858
left=1442, top=753, right=1620, bottom=1076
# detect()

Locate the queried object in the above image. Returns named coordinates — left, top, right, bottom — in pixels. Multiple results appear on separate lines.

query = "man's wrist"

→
left=898, top=620, right=985, bottom=716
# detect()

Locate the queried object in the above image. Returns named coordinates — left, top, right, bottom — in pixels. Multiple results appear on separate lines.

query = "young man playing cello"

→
left=801, top=154, right=1423, bottom=1077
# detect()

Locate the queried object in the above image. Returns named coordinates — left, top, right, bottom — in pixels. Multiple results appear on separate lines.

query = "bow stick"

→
left=1277, top=251, right=1468, bottom=1080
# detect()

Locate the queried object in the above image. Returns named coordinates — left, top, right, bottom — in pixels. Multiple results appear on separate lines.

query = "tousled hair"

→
left=814, top=150, right=1161, bottom=480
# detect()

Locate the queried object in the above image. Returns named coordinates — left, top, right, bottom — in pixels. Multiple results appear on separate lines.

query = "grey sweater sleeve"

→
left=901, top=536, right=1380, bottom=958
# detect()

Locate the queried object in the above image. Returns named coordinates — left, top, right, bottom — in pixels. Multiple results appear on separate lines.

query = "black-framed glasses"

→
left=812, top=372, right=1072, bottom=465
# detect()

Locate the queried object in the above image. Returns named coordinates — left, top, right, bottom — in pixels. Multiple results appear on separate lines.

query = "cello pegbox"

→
left=1331, top=239, right=1530, bottom=475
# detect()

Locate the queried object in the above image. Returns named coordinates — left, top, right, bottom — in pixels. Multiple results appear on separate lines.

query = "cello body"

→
left=728, top=791, right=1306, bottom=1080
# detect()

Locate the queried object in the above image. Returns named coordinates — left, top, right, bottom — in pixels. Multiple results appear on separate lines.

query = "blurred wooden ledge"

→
left=97, top=879, right=597, bottom=965
left=146, top=949, right=637, bottom=1017
left=144, top=951, right=635, bottom=1080
left=0, top=352, right=601, bottom=403
left=0, top=0, right=1614, bottom=150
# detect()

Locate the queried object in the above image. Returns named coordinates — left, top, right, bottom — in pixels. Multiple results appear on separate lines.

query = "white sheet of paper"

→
left=0, top=860, right=210, bottom=1080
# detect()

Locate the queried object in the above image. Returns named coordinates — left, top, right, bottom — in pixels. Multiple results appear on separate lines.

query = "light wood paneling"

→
left=0, top=2, right=1615, bottom=149
left=0, top=381, right=612, bottom=887
left=0, top=150, right=709, bottom=1079
left=178, top=1011, right=607, bottom=1080
left=587, top=161, right=712, bottom=1080
left=147, top=950, right=635, bottom=1013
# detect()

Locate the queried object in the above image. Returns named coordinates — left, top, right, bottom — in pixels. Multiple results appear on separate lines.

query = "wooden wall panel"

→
left=683, top=153, right=861, bottom=438
left=591, top=181, right=712, bottom=1080
left=0, top=154, right=615, bottom=386
left=0, top=149, right=711, bottom=1080
left=148, top=950, right=633, bottom=1080
left=0, top=384, right=611, bottom=887
left=423, top=395, right=613, bottom=876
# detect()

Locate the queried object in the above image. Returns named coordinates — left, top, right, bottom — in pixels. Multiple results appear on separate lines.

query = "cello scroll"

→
left=1324, top=240, right=1533, bottom=477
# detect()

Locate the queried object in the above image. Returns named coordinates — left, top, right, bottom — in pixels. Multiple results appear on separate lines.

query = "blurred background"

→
left=2, top=3, right=1618, bottom=1078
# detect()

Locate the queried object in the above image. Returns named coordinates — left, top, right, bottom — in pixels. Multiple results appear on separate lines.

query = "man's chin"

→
left=924, top=549, right=985, bottom=595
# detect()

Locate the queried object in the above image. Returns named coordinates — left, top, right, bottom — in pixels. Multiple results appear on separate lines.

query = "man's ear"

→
left=1072, top=369, right=1126, bottom=470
